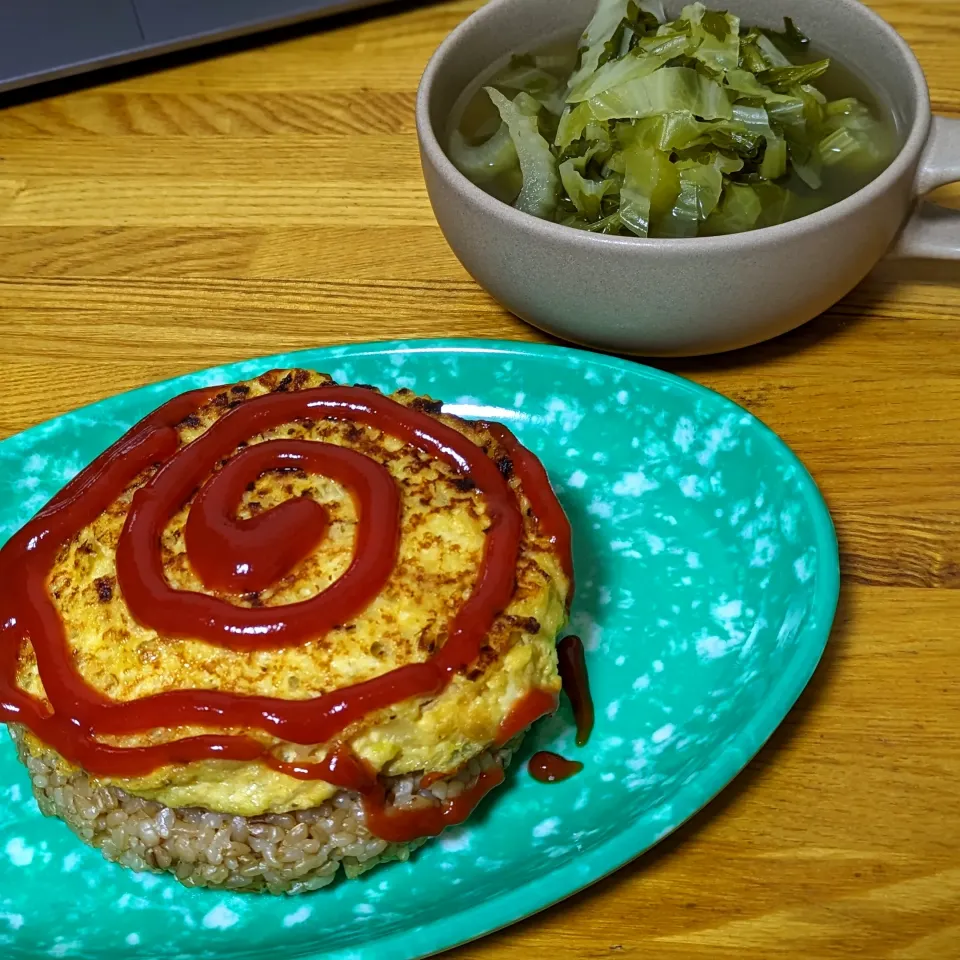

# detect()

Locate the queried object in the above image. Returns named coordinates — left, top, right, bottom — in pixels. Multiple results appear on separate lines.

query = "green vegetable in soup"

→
left=485, top=88, right=560, bottom=218
left=448, top=123, right=518, bottom=183
left=449, top=0, right=896, bottom=238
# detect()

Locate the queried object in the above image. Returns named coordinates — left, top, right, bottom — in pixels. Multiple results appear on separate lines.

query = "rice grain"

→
left=11, top=725, right=515, bottom=894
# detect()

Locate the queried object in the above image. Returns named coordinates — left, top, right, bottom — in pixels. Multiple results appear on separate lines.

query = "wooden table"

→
left=1, top=1, right=958, bottom=957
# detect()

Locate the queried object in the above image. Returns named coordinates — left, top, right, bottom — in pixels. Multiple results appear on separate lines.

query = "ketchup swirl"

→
left=0, top=378, right=572, bottom=840
left=478, top=421, right=574, bottom=590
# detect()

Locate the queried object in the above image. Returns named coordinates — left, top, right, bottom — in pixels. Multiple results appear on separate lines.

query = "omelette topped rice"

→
left=1, top=368, right=572, bottom=893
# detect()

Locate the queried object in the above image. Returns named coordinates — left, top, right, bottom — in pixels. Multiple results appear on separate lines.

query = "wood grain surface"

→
left=1, top=1, right=958, bottom=957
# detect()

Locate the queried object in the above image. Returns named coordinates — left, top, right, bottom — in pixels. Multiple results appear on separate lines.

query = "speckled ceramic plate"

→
left=0, top=339, right=838, bottom=960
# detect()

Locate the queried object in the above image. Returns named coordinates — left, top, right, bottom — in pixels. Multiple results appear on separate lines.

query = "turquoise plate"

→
left=0, top=339, right=838, bottom=960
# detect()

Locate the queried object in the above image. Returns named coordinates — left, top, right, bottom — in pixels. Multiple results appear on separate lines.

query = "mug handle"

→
left=887, top=115, right=960, bottom=260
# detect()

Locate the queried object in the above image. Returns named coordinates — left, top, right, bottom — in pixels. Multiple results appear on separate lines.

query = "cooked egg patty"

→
left=16, top=370, right=569, bottom=816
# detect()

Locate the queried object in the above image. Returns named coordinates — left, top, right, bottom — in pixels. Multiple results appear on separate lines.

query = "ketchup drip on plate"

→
left=528, top=752, right=583, bottom=783
left=0, top=380, right=572, bottom=842
left=525, top=634, right=593, bottom=785
left=557, top=634, right=594, bottom=746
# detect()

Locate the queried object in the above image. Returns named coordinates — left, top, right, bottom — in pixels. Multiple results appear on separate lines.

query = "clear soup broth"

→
left=449, top=12, right=900, bottom=239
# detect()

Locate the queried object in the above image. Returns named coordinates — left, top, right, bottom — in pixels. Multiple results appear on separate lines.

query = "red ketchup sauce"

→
left=0, top=380, right=573, bottom=842
left=495, top=688, right=559, bottom=747
left=528, top=752, right=583, bottom=783
left=525, top=634, right=594, bottom=785
left=557, top=634, right=594, bottom=747
left=478, top=421, right=574, bottom=592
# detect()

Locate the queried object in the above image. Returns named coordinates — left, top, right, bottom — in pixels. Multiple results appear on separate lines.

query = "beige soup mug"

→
left=417, top=0, right=960, bottom=356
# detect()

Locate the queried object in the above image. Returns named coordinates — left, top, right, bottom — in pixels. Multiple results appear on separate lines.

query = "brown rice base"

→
left=11, top=726, right=514, bottom=895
